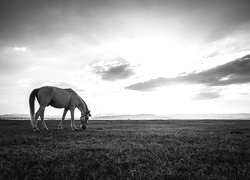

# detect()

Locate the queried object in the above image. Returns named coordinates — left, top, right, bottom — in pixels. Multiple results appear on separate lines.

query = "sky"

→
left=1, top=0, right=250, bottom=117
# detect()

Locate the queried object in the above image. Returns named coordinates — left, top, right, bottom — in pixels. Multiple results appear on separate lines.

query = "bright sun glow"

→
left=86, top=37, right=207, bottom=115
left=98, top=37, right=200, bottom=79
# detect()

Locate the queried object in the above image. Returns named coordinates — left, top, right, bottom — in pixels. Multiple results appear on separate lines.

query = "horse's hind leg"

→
left=40, top=107, right=49, bottom=131
left=33, top=107, right=42, bottom=131
left=34, top=106, right=49, bottom=131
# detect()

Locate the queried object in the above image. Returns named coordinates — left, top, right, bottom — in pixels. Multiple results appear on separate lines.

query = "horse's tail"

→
left=29, top=88, right=39, bottom=128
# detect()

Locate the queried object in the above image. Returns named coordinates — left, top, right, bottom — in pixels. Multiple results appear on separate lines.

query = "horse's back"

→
left=37, top=86, right=75, bottom=108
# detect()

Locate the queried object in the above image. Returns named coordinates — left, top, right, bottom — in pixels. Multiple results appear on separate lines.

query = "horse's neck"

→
left=77, top=96, right=88, bottom=113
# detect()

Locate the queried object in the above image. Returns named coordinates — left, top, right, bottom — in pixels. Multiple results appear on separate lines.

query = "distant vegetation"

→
left=0, top=120, right=249, bottom=179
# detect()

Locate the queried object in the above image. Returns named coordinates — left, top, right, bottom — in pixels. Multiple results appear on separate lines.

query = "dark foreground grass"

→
left=0, top=119, right=249, bottom=180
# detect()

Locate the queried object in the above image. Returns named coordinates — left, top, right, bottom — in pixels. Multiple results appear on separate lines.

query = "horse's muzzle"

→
left=80, top=123, right=87, bottom=130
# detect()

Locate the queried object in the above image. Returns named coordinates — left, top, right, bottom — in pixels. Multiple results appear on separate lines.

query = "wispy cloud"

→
left=17, top=79, right=31, bottom=87
left=41, top=80, right=77, bottom=88
left=192, top=88, right=221, bottom=100
left=13, top=47, right=27, bottom=52
left=90, top=58, right=135, bottom=81
left=204, top=1, right=250, bottom=43
left=126, top=55, right=250, bottom=91
left=33, top=80, right=87, bottom=94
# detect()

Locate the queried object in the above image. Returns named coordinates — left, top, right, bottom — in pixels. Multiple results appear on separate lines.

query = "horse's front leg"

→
left=70, top=108, right=78, bottom=131
left=58, top=108, right=68, bottom=130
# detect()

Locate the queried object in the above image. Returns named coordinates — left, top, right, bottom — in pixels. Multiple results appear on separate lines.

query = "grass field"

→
left=0, top=119, right=249, bottom=180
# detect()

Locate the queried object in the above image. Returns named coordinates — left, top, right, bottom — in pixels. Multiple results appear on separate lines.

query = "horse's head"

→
left=80, top=111, right=91, bottom=130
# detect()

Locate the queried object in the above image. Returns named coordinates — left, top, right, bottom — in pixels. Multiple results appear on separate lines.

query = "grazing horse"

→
left=29, top=86, right=91, bottom=131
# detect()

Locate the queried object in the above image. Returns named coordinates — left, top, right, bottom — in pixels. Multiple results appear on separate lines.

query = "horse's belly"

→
left=49, top=102, right=65, bottom=108
left=49, top=99, right=70, bottom=108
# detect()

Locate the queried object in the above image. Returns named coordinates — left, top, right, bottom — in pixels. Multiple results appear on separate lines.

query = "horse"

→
left=29, top=86, right=91, bottom=131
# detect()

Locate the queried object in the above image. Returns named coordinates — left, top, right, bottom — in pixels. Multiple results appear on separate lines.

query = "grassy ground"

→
left=0, top=119, right=249, bottom=180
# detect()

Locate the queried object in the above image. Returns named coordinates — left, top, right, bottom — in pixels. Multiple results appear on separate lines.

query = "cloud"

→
left=0, top=49, right=33, bottom=75
left=41, top=80, right=77, bottom=88
left=126, top=54, right=250, bottom=91
left=13, top=47, right=27, bottom=52
left=31, top=79, right=87, bottom=94
left=0, top=0, right=135, bottom=49
left=91, top=58, right=135, bottom=81
left=193, top=0, right=250, bottom=43
left=17, top=79, right=31, bottom=87
left=1, top=0, right=250, bottom=55
left=192, top=89, right=221, bottom=100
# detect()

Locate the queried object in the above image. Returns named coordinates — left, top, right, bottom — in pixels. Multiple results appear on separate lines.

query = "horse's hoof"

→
left=33, top=128, right=40, bottom=132
left=58, top=127, right=63, bottom=131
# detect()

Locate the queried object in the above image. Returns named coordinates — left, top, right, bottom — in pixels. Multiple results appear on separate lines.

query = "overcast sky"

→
left=1, top=0, right=250, bottom=117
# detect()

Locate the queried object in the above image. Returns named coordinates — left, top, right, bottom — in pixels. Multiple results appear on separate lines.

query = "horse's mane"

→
left=78, top=95, right=90, bottom=112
